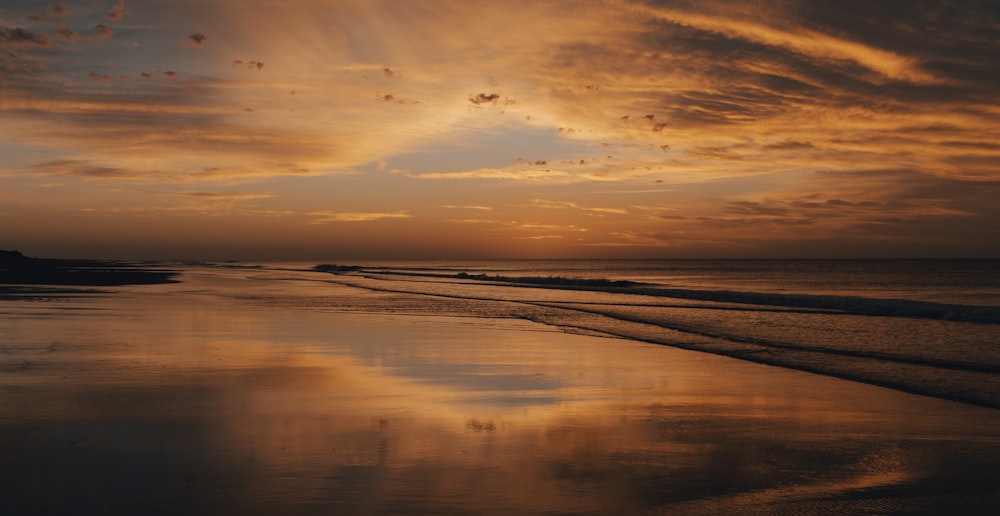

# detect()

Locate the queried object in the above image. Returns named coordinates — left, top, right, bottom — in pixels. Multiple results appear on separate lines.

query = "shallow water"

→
left=319, top=259, right=1000, bottom=306
left=259, top=259, right=1000, bottom=408
left=2, top=265, right=1000, bottom=514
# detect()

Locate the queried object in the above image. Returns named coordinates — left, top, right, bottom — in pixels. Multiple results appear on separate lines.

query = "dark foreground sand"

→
left=2, top=267, right=999, bottom=514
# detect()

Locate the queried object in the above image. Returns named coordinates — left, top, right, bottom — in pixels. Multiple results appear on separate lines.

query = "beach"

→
left=5, top=0, right=999, bottom=512
left=2, top=263, right=999, bottom=514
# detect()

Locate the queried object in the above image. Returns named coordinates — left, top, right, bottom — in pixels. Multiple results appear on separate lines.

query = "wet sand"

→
left=2, top=269, right=999, bottom=514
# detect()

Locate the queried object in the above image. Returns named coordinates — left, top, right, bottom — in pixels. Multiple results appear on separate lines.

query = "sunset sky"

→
left=2, top=0, right=998, bottom=260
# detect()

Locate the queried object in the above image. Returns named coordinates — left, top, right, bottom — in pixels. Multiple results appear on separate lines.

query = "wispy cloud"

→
left=81, top=204, right=292, bottom=217
left=105, top=1, right=125, bottom=21
left=94, top=24, right=113, bottom=40
left=28, top=159, right=326, bottom=184
left=518, top=223, right=586, bottom=233
left=442, top=205, right=492, bottom=211
left=174, top=191, right=274, bottom=200
left=0, top=27, right=52, bottom=47
left=308, top=211, right=412, bottom=223
left=392, top=167, right=572, bottom=181
left=514, top=235, right=564, bottom=240
left=446, top=218, right=510, bottom=225
left=635, top=5, right=935, bottom=83
left=528, top=199, right=628, bottom=215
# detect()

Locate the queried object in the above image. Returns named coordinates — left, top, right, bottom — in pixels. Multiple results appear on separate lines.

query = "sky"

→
left=2, top=0, right=999, bottom=260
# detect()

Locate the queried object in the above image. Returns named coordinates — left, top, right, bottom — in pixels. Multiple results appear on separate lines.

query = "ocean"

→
left=253, top=259, right=1000, bottom=408
left=3, top=258, right=999, bottom=514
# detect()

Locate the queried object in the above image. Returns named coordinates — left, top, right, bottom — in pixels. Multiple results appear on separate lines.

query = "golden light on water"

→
left=3, top=261, right=1000, bottom=512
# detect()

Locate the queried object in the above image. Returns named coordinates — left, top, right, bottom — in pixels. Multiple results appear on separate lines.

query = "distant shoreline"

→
left=0, top=250, right=178, bottom=287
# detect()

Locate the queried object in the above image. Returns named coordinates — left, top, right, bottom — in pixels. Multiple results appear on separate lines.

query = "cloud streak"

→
left=636, top=5, right=935, bottom=83
left=308, top=211, right=412, bottom=223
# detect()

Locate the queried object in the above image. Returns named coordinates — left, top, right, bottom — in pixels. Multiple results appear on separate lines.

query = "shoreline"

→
left=303, top=267, right=1000, bottom=410
left=1, top=251, right=178, bottom=289
left=1, top=265, right=999, bottom=513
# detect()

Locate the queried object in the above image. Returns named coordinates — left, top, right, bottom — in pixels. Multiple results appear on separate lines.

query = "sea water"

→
left=3, top=259, right=1000, bottom=514
left=251, top=259, right=1000, bottom=409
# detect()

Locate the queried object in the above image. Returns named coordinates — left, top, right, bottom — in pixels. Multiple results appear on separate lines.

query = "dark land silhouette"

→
left=1, top=250, right=178, bottom=287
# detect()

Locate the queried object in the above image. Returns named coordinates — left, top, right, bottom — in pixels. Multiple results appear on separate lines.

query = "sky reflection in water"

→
left=2, top=282, right=999, bottom=515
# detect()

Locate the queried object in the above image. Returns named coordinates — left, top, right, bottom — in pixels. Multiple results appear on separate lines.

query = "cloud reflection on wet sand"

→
left=1, top=282, right=999, bottom=514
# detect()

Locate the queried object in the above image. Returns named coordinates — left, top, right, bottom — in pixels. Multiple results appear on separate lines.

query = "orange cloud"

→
left=309, top=211, right=412, bottom=223
left=635, top=5, right=935, bottom=83
left=105, top=1, right=125, bottom=21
